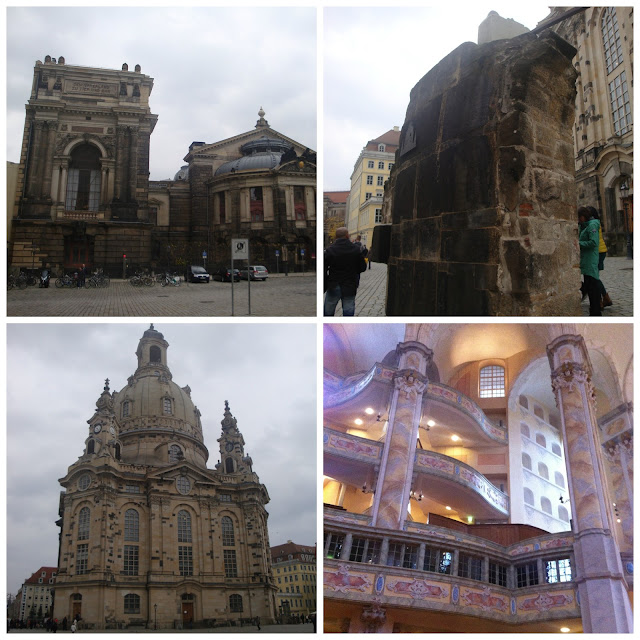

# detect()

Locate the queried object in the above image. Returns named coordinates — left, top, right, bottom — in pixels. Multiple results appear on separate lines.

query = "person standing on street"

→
left=587, top=205, right=613, bottom=308
left=324, top=227, right=367, bottom=316
left=578, top=206, right=602, bottom=316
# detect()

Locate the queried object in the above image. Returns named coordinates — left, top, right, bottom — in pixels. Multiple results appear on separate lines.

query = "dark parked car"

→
left=239, top=265, right=269, bottom=281
left=185, top=265, right=210, bottom=283
left=213, top=267, right=241, bottom=282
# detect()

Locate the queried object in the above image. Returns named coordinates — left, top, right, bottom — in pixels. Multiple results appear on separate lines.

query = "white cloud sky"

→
left=6, top=6, right=317, bottom=181
left=6, top=322, right=316, bottom=594
left=323, top=4, right=558, bottom=190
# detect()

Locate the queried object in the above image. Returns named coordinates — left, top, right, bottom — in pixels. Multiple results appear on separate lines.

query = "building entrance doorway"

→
left=182, top=594, right=194, bottom=626
left=64, top=237, right=91, bottom=271
left=71, top=594, right=82, bottom=621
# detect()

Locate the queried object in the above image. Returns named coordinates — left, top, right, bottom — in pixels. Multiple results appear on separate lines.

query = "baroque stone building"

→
left=53, top=325, right=276, bottom=629
left=324, top=324, right=633, bottom=633
left=9, top=57, right=316, bottom=276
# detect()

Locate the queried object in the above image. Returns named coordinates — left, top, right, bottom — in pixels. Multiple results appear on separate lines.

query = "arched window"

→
left=124, top=593, right=140, bottom=614
left=558, top=505, right=570, bottom=522
left=222, top=517, right=235, bottom=546
left=378, top=143, right=386, bottom=152
left=535, top=433, right=547, bottom=449
left=115, top=443, right=121, bottom=460
left=522, top=452, right=532, bottom=470
left=519, top=395, right=529, bottom=410
left=65, top=144, right=101, bottom=212
left=549, top=414, right=561, bottom=429
left=169, top=444, right=183, bottom=463
left=178, top=510, right=192, bottom=543
left=78, top=507, right=90, bottom=540
left=533, top=405, right=544, bottom=420
left=150, top=345, right=161, bottom=363
left=552, top=442, right=562, bottom=456
left=124, top=509, right=139, bottom=542
left=250, top=187, right=264, bottom=222
left=602, top=8, right=623, bottom=74
left=87, top=439, right=95, bottom=455
left=229, top=594, right=243, bottom=613
left=523, top=488, right=534, bottom=506
left=479, top=365, right=505, bottom=398
left=520, top=423, right=530, bottom=439
left=538, top=462, right=549, bottom=480
left=555, top=471, right=565, bottom=488
left=540, top=497, right=552, bottom=514
left=225, top=457, right=234, bottom=473
left=122, top=400, right=130, bottom=418
left=163, top=397, right=172, bottom=415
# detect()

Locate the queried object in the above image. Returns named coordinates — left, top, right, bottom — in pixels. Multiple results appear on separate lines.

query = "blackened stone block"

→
left=412, top=261, right=437, bottom=316
left=371, top=224, right=391, bottom=264
left=392, top=164, right=416, bottom=222
left=437, top=264, right=490, bottom=316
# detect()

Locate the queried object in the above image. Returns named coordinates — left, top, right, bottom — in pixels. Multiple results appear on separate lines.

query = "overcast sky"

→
left=6, top=322, right=317, bottom=594
left=6, top=6, right=316, bottom=181
left=324, top=4, right=556, bottom=190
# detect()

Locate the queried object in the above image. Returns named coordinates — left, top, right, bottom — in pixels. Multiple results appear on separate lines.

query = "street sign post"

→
left=231, top=239, right=250, bottom=316
left=275, top=249, right=280, bottom=274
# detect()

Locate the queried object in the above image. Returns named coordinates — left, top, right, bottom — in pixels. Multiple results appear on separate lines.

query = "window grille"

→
left=222, top=517, right=235, bottom=546
left=224, top=549, right=238, bottom=577
left=78, top=507, right=90, bottom=540
left=179, top=546, right=193, bottom=576
left=178, top=510, right=192, bottom=543
left=76, top=544, right=88, bottom=575
left=516, top=562, right=539, bottom=587
left=123, top=545, right=139, bottom=576
left=423, top=547, right=452, bottom=574
left=124, top=509, right=139, bottom=542
left=479, top=365, right=505, bottom=398
left=124, top=593, right=140, bottom=614
left=458, top=553, right=483, bottom=581
left=229, top=594, right=243, bottom=612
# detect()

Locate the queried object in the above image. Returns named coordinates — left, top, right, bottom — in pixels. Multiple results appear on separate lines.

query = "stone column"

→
left=41, top=121, right=57, bottom=199
left=371, top=341, right=433, bottom=531
left=25, top=120, right=46, bottom=198
left=547, top=334, right=633, bottom=633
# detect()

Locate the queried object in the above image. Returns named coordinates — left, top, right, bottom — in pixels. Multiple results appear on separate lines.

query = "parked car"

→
left=185, top=265, right=210, bottom=283
left=239, top=265, right=269, bottom=281
left=212, top=267, right=241, bottom=282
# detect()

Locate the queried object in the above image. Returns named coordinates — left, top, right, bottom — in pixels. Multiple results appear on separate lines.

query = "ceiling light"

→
left=365, top=407, right=375, bottom=415
left=354, top=418, right=363, bottom=425
left=617, top=518, right=621, bottom=523
left=467, top=515, right=474, bottom=523
left=451, top=435, right=460, bottom=442
left=427, top=420, right=435, bottom=427
left=445, top=506, right=451, bottom=511
left=560, top=628, right=570, bottom=633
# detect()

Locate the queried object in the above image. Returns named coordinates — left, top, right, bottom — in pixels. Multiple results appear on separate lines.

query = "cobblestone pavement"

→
left=331, top=258, right=632, bottom=317
left=8, top=623, right=314, bottom=633
left=7, top=273, right=316, bottom=317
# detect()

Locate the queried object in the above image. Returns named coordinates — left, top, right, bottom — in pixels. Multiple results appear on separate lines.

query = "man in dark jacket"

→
left=324, top=227, right=367, bottom=316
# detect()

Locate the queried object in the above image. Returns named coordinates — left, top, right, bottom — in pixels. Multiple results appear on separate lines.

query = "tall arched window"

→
left=602, top=8, right=623, bottom=74
left=552, top=442, right=562, bottom=456
left=558, top=505, right=570, bottom=522
left=178, top=510, right=192, bottom=543
left=555, top=471, right=565, bottom=488
left=519, top=395, right=529, bottom=410
left=229, top=594, right=243, bottom=612
left=163, top=397, right=173, bottom=415
left=124, top=509, right=139, bottom=542
left=523, top=488, right=534, bottom=505
left=540, top=496, right=552, bottom=514
left=177, top=510, right=193, bottom=576
left=538, top=462, right=549, bottom=480
left=122, top=400, right=130, bottom=418
left=150, top=345, right=161, bottom=363
left=520, top=423, right=530, bottom=439
left=222, top=517, right=235, bottom=546
left=533, top=405, right=545, bottom=420
left=87, top=439, right=95, bottom=455
left=522, top=452, right=532, bottom=470
left=65, top=144, right=101, bottom=211
left=78, top=507, right=90, bottom=540
left=479, top=365, right=505, bottom=398
left=535, top=433, right=547, bottom=449
left=225, top=457, right=234, bottom=473
left=169, top=444, right=183, bottom=463
left=124, top=593, right=140, bottom=614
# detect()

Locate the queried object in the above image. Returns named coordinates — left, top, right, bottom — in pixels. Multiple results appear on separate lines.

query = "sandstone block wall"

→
left=386, top=31, right=581, bottom=316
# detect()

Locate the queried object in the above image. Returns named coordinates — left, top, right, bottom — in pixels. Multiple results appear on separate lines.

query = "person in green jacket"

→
left=578, top=206, right=602, bottom=316
left=587, top=205, right=613, bottom=308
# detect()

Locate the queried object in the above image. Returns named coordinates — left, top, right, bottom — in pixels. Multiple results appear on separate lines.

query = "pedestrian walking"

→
left=587, top=205, right=613, bottom=308
left=77, top=264, right=87, bottom=288
left=578, top=206, right=602, bottom=316
left=324, top=227, right=367, bottom=316
left=255, top=616, right=261, bottom=631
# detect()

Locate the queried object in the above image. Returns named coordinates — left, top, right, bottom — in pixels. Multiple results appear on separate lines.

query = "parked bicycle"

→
left=159, top=272, right=181, bottom=287
left=8, top=274, right=27, bottom=290
left=55, top=273, right=76, bottom=288
left=87, top=268, right=110, bottom=288
left=129, top=271, right=154, bottom=287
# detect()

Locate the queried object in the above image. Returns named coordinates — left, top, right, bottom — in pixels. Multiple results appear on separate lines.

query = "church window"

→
left=349, top=537, right=381, bottom=565
left=602, top=8, right=623, bottom=74
left=123, top=545, right=139, bottom=576
left=489, top=561, right=507, bottom=587
left=324, top=532, right=344, bottom=559
left=87, top=439, right=95, bottom=455
left=163, top=397, right=173, bottom=414
left=535, top=433, right=546, bottom=448
left=516, top=562, right=539, bottom=587
left=546, top=558, right=572, bottom=583
left=522, top=452, right=532, bottom=470
left=523, top=487, right=534, bottom=505
left=552, top=442, right=562, bottom=456
left=224, top=550, right=238, bottom=577
left=78, top=507, right=90, bottom=540
left=178, top=510, right=192, bottom=543
left=609, top=71, right=632, bottom=136
left=125, top=484, right=140, bottom=494
left=387, top=542, right=418, bottom=569
left=555, top=471, right=565, bottom=488
left=225, top=457, right=235, bottom=473
left=558, top=505, right=570, bottom=522
left=179, top=546, right=193, bottom=576
left=222, top=517, right=235, bottom=546
left=150, top=345, right=161, bottom=363
left=176, top=476, right=191, bottom=495
left=124, top=509, right=139, bottom=542
left=423, top=547, right=452, bottom=574
left=122, top=401, right=130, bottom=418
left=479, top=365, right=505, bottom=398
left=220, top=494, right=231, bottom=502
left=78, top=474, right=91, bottom=491
left=115, top=443, right=121, bottom=461
left=458, top=553, right=483, bottom=581
left=229, top=594, right=243, bottom=613
left=250, top=187, right=264, bottom=222
left=540, top=496, right=552, bottom=514
left=218, top=192, right=226, bottom=224
left=519, top=395, right=529, bottom=409
left=533, top=404, right=544, bottom=420
left=65, top=144, right=101, bottom=212
left=520, top=423, right=530, bottom=439
left=538, top=462, right=549, bottom=480
left=76, top=544, right=88, bottom=575
left=124, top=593, right=140, bottom=614
left=169, top=444, right=182, bottom=463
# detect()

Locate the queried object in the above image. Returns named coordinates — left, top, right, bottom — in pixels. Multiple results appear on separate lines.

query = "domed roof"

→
left=174, top=165, right=189, bottom=181
left=214, top=135, right=293, bottom=176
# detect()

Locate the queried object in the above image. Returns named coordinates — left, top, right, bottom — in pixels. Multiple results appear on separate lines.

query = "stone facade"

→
left=53, top=326, right=276, bottom=630
left=385, top=32, right=581, bottom=316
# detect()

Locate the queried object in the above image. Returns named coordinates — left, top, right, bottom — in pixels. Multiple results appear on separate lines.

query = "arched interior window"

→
left=552, top=442, right=562, bottom=456
left=538, top=462, right=549, bottom=480
left=534, top=405, right=545, bottom=420
left=78, top=507, right=90, bottom=540
left=555, top=471, right=565, bottom=488
left=229, top=594, right=243, bottom=612
left=523, top=487, right=534, bottom=505
left=222, top=516, right=235, bottom=546
left=558, top=505, right=570, bottom=522
left=169, top=444, right=183, bottom=463
left=178, top=510, right=192, bottom=543
left=150, top=345, right=161, bottom=363
left=87, top=439, right=95, bottom=455
left=535, top=433, right=547, bottom=448
left=124, top=593, right=140, bottom=614
left=479, top=365, right=505, bottom=398
left=520, top=423, right=530, bottom=439
left=124, top=509, right=139, bottom=542
left=540, top=496, right=552, bottom=514
left=522, top=452, right=532, bottom=470
left=519, top=395, right=529, bottom=410
left=65, top=144, right=101, bottom=212
left=225, top=457, right=235, bottom=473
